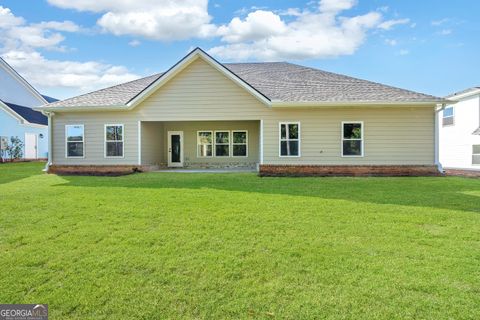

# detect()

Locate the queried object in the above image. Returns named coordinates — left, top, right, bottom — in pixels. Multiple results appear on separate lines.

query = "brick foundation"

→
left=259, top=165, right=441, bottom=177
left=48, top=165, right=152, bottom=176
left=444, top=168, right=480, bottom=178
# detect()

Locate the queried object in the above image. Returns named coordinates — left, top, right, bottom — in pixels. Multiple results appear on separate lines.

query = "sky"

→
left=0, top=0, right=478, bottom=100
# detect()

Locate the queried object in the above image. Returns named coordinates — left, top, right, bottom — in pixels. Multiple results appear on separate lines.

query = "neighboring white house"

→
left=439, top=87, right=480, bottom=173
left=0, top=57, right=54, bottom=160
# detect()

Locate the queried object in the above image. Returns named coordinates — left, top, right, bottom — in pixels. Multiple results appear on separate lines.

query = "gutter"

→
left=42, top=111, right=54, bottom=172
left=435, top=104, right=447, bottom=173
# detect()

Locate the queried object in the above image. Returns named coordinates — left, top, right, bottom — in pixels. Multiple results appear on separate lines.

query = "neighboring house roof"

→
left=473, top=127, right=480, bottom=135
left=0, top=57, right=48, bottom=105
left=40, top=47, right=447, bottom=110
left=1, top=101, right=48, bottom=125
left=42, top=95, right=59, bottom=103
left=446, top=87, right=480, bottom=100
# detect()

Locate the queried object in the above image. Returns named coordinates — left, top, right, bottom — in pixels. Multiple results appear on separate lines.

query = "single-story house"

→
left=37, top=48, right=450, bottom=176
left=0, top=57, right=55, bottom=161
left=439, top=87, right=480, bottom=176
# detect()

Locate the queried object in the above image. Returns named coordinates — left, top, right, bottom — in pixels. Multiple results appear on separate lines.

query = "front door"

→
left=24, top=133, right=37, bottom=159
left=167, top=131, right=183, bottom=167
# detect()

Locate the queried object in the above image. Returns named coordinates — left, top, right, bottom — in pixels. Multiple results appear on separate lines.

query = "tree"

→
left=5, top=136, right=23, bottom=161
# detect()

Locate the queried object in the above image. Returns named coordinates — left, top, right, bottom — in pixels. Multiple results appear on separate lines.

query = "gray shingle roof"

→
left=473, top=127, right=480, bottom=135
left=46, top=73, right=162, bottom=108
left=226, top=62, right=444, bottom=103
left=45, top=61, right=444, bottom=108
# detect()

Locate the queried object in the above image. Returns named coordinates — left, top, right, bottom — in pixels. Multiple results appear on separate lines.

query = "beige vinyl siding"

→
left=51, top=56, right=435, bottom=166
left=52, top=112, right=139, bottom=165
left=141, top=122, right=163, bottom=165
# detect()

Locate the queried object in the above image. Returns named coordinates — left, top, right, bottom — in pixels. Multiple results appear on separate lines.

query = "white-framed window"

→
left=215, top=131, right=230, bottom=157
left=279, top=122, right=300, bottom=157
left=342, top=122, right=364, bottom=157
left=105, top=124, right=124, bottom=158
left=443, top=106, right=454, bottom=126
left=232, top=130, right=248, bottom=157
left=65, top=125, right=84, bottom=158
left=473, top=145, right=480, bottom=165
left=197, top=131, right=213, bottom=157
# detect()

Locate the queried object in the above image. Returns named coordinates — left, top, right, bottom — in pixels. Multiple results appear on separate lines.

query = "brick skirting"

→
left=444, top=169, right=480, bottom=178
left=259, top=165, right=441, bottom=177
left=48, top=165, right=150, bottom=176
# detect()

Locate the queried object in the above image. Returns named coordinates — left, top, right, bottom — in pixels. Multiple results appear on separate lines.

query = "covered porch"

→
left=140, top=120, right=260, bottom=169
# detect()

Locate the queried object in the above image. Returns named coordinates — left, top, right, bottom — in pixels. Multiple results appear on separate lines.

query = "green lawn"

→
left=0, top=162, right=479, bottom=319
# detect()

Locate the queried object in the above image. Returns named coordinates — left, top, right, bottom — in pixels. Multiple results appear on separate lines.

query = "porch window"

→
left=105, top=124, right=124, bottom=157
left=197, top=131, right=213, bottom=157
left=279, top=122, right=300, bottom=157
left=342, top=122, right=363, bottom=157
left=215, top=131, right=230, bottom=157
left=232, top=131, right=248, bottom=157
left=66, top=125, right=84, bottom=158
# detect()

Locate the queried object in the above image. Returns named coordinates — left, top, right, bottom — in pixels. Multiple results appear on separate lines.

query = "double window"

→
left=279, top=122, right=300, bottom=157
left=66, top=125, right=84, bottom=158
left=443, top=107, right=454, bottom=126
left=342, top=122, right=364, bottom=157
left=197, top=130, right=248, bottom=157
left=105, top=124, right=124, bottom=158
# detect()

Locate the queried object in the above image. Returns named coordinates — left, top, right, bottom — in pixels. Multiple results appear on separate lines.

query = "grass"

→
left=0, top=162, right=479, bottom=319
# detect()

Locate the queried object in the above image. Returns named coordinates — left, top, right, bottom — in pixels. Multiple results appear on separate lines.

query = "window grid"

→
left=279, top=122, right=300, bottom=157
left=197, top=131, right=213, bottom=158
left=105, top=124, right=124, bottom=158
left=342, top=121, right=364, bottom=157
left=65, top=124, right=84, bottom=158
left=232, top=130, right=248, bottom=157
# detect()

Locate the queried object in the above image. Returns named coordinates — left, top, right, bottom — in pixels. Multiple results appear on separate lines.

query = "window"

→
left=66, top=125, right=84, bottom=158
left=279, top=122, right=300, bottom=157
left=473, top=145, right=480, bottom=165
left=215, top=131, right=230, bottom=156
left=342, top=122, right=363, bottom=157
left=232, top=131, right=248, bottom=157
left=105, top=124, right=124, bottom=157
left=443, top=107, right=454, bottom=126
left=197, top=131, right=213, bottom=157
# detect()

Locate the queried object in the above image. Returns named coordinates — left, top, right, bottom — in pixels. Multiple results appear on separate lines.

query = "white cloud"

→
left=385, top=39, right=397, bottom=46
left=431, top=18, right=449, bottom=26
left=128, top=40, right=141, bottom=47
left=398, top=49, right=409, bottom=55
left=438, top=29, right=452, bottom=36
left=216, top=10, right=287, bottom=43
left=319, top=0, right=357, bottom=13
left=48, top=0, right=215, bottom=41
left=0, top=6, right=140, bottom=98
left=378, top=18, right=410, bottom=30
left=209, top=1, right=383, bottom=61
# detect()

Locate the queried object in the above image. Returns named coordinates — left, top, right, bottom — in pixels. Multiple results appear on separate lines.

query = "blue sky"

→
left=0, top=0, right=478, bottom=99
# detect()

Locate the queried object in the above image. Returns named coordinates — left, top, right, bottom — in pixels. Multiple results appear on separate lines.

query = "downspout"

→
left=42, top=111, right=54, bottom=172
left=435, top=104, right=446, bottom=173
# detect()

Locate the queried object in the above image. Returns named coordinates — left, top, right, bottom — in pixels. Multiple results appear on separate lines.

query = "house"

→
left=439, top=87, right=480, bottom=176
left=36, top=48, right=449, bottom=176
left=0, top=57, right=54, bottom=160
